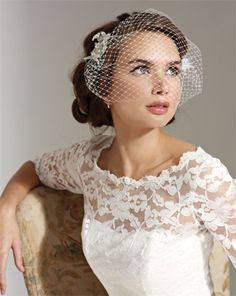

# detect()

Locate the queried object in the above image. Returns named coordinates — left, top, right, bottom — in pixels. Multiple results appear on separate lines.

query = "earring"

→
left=106, top=103, right=110, bottom=109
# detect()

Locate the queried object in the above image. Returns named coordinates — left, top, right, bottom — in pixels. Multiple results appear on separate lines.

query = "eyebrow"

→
left=127, top=58, right=181, bottom=66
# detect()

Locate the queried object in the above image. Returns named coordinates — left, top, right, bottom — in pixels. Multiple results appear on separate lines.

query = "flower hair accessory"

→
left=83, top=31, right=111, bottom=64
left=181, top=57, right=194, bottom=71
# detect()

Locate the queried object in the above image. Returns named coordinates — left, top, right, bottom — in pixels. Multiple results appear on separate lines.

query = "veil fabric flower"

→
left=83, top=31, right=111, bottom=64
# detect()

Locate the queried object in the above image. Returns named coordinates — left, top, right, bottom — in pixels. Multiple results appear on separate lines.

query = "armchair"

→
left=15, top=186, right=230, bottom=296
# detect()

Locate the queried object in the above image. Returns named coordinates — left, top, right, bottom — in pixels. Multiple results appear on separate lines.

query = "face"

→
left=104, top=31, right=182, bottom=130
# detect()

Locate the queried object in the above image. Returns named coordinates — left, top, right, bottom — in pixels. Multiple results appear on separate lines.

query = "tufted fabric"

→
left=16, top=186, right=230, bottom=296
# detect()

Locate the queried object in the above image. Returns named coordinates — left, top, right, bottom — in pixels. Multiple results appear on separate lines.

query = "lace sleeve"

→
left=32, top=142, right=84, bottom=194
left=191, top=156, right=236, bottom=269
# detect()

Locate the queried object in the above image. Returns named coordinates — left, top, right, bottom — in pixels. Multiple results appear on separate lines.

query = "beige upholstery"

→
left=16, top=186, right=230, bottom=296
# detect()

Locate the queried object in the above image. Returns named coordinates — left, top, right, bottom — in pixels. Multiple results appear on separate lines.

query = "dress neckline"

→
left=93, top=134, right=204, bottom=186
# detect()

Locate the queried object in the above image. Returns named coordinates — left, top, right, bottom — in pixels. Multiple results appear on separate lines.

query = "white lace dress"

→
left=33, top=134, right=236, bottom=296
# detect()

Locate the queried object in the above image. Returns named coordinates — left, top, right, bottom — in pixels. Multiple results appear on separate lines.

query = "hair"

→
left=70, top=11, right=188, bottom=136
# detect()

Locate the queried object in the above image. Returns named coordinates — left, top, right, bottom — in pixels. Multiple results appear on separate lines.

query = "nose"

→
left=151, top=76, right=169, bottom=95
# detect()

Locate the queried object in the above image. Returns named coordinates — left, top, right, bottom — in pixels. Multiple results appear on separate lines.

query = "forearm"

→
left=0, top=160, right=42, bottom=210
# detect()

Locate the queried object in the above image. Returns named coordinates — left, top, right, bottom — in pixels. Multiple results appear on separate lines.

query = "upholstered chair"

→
left=16, top=186, right=230, bottom=296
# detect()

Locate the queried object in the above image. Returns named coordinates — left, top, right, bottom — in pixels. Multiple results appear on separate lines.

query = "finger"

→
left=12, top=241, right=25, bottom=273
left=0, top=276, right=6, bottom=295
left=0, top=250, right=9, bottom=294
left=1, top=287, right=6, bottom=295
left=0, top=286, right=6, bottom=295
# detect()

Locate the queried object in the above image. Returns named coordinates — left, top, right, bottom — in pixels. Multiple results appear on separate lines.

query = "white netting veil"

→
left=83, top=8, right=203, bottom=108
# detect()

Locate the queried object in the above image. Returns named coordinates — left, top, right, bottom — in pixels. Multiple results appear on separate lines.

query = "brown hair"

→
left=70, top=11, right=188, bottom=134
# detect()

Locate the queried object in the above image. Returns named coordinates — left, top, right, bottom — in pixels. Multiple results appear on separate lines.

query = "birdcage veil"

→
left=83, top=8, right=203, bottom=108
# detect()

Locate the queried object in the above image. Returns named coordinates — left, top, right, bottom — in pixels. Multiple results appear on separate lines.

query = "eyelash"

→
left=130, top=65, right=181, bottom=76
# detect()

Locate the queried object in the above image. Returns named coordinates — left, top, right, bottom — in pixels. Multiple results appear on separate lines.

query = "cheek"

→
left=110, top=75, right=133, bottom=98
left=112, top=76, right=146, bottom=101
left=112, top=101, right=145, bottom=121
left=168, top=79, right=181, bottom=96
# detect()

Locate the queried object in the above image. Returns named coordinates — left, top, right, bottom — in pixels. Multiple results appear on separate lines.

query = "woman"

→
left=0, top=8, right=235, bottom=296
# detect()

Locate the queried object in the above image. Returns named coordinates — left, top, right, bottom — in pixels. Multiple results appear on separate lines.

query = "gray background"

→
left=0, top=0, right=235, bottom=295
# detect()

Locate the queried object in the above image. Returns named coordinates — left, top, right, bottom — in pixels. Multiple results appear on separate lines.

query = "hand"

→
left=0, top=199, right=25, bottom=295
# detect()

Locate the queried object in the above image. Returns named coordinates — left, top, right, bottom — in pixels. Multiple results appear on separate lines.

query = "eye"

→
left=130, top=65, right=150, bottom=75
left=166, top=66, right=181, bottom=76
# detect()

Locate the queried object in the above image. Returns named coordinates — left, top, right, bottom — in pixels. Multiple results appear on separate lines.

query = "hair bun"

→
left=116, top=13, right=131, bottom=22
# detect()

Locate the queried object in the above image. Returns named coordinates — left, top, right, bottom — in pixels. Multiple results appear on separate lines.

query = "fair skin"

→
left=99, top=31, right=197, bottom=180
left=0, top=162, right=41, bottom=294
left=0, top=31, right=198, bottom=295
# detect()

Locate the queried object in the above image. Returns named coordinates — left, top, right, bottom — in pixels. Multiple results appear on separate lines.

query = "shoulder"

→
left=166, top=134, right=234, bottom=182
left=164, top=132, right=196, bottom=152
left=166, top=135, right=198, bottom=163
left=79, top=134, right=111, bottom=158
left=165, top=135, right=226, bottom=176
left=176, top=141, right=198, bottom=156
left=188, top=147, right=234, bottom=186
left=170, top=136, right=197, bottom=152
left=62, top=137, right=95, bottom=160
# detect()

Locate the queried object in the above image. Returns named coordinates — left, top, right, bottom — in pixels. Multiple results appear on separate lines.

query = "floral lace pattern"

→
left=32, top=134, right=236, bottom=270
left=191, top=157, right=236, bottom=268
left=33, top=140, right=87, bottom=194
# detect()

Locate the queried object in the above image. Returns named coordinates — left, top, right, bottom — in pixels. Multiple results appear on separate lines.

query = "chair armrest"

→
left=209, top=238, right=230, bottom=296
left=16, top=186, right=108, bottom=296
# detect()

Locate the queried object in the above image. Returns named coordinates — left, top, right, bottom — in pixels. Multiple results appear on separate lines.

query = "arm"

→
left=191, top=157, right=236, bottom=269
left=0, top=160, right=42, bottom=210
left=31, top=142, right=85, bottom=194
left=1, top=140, right=86, bottom=209
left=0, top=160, right=42, bottom=295
left=0, top=140, right=85, bottom=294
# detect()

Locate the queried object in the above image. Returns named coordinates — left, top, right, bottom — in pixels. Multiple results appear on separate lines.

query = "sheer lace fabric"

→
left=33, top=141, right=85, bottom=194
left=33, top=134, right=236, bottom=296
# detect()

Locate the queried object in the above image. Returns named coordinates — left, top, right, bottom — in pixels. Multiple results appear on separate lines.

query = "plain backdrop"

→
left=0, top=0, right=235, bottom=295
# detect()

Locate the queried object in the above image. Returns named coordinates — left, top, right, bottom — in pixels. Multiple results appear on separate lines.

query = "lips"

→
left=146, top=105, right=168, bottom=115
left=146, top=101, right=169, bottom=108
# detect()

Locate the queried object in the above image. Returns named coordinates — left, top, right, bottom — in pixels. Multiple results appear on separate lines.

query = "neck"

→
left=108, top=129, right=170, bottom=177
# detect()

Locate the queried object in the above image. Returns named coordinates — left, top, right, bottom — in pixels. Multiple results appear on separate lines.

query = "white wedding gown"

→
left=33, top=134, right=236, bottom=296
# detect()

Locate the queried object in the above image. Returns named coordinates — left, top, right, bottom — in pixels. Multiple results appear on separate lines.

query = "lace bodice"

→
left=33, top=134, right=236, bottom=295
